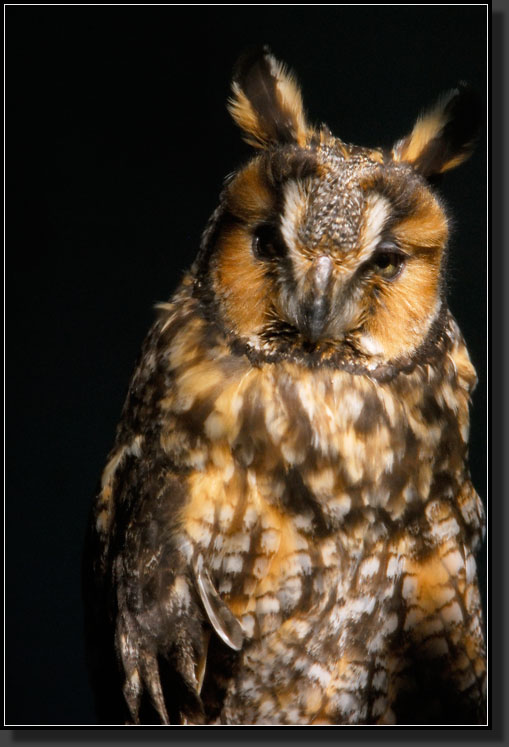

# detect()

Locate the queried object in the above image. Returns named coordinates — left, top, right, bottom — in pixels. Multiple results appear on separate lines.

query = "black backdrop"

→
left=7, top=6, right=487, bottom=726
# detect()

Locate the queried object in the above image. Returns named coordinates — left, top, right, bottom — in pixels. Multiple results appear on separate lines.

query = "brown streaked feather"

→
left=228, top=46, right=309, bottom=148
left=392, top=83, right=481, bottom=176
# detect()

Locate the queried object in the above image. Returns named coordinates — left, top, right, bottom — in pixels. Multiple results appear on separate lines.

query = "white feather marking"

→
left=336, top=692, right=358, bottom=715
left=404, top=606, right=424, bottom=630
left=358, top=333, right=385, bottom=356
left=256, top=595, right=280, bottom=615
left=260, top=529, right=280, bottom=553
left=431, top=517, right=461, bottom=541
left=465, top=553, right=477, bottom=583
left=342, top=388, right=365, bottom=421
left=402, top=575, right=418, bottom=599
left=442, top=549, right=464, bottom=577
left=224, top=531, right=251, bottom=553
left=204, top=412, right=226, bottom=440
left=441, top=601, right=463, bottom=625
left=280, top=180, right=308, bottom=260
left=278, top=576, right=302, bottom=609
left=349, top=596, right=376, bottom=618
left=218, top=503, right=234, bottom=530
left=308, top=663, right=331, bottom=687
left=386, top=555, right=404, bottom=579
left=359, top=556, right=380, bottom=579
left=174, top=576, right=191, bottom=610
left=223, top=554, right=244, bottom=574
left=358, top=193, right=391, bottom=263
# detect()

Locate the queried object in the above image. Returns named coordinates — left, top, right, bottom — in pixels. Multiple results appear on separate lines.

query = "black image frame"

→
left=5, top=2, right=500, bottom=739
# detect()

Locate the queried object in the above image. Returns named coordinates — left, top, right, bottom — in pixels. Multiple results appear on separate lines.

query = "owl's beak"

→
left=299, top=255, right=334, bottom=342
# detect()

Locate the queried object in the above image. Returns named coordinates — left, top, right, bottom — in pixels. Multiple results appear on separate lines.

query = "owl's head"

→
left=193, top=48, right=479, bottom=369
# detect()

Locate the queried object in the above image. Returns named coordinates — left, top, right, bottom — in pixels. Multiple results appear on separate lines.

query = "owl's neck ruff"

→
left=191, top=269, right=451, bottom=384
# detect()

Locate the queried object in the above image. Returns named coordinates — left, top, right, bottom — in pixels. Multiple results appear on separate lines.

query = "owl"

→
left=83, top=48, right=486, bottom=726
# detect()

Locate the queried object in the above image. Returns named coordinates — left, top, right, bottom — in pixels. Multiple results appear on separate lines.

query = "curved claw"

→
left=122, top=670, right=142, bottom=725
left=116, top=606, right=169, bottom=724
left=140, top=653, right=170, bottom=724
left=193, top=555, right=244, bottom=651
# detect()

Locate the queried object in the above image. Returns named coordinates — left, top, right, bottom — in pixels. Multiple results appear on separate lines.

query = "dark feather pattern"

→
left=233, top=45, right=298, bottom=145
left=414, top=83, right=481, bottom=177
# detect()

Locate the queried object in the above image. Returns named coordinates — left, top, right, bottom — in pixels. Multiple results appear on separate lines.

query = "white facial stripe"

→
left=357, top=193, right=391, bottom=263
left=280, top=180, right=308, bottom=279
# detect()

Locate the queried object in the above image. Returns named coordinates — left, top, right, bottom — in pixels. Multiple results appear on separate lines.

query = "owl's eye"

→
left=370, top=245, right=406, bottom=280
left=252, top=224, right=282, bottom=261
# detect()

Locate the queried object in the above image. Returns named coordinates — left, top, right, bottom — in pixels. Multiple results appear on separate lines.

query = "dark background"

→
left=7, top=6, right=487, bottom=726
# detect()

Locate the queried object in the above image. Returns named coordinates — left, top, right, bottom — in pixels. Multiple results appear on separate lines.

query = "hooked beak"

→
left=298, top=255, right=334, bottom=342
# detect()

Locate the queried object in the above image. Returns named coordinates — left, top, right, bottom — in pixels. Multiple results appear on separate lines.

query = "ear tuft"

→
left=228, top=46, right=309, bottom=149
left=392, top=83, right=481, bottom=177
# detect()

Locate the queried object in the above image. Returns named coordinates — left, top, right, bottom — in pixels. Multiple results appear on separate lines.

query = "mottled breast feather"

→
left=84, top=48, right=485, bottom=726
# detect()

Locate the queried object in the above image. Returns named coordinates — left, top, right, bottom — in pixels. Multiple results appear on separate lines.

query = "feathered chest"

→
left=92, top=299, right=484, bottom=726
left=162, top=308, right=468, bottom=502
left=141, top=307, right=480, bottom=724
left=147, top=301, right=476, bottom=592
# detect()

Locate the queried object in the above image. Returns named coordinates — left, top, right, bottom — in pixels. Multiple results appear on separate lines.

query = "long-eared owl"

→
left=84, top=48, right=486, bottom=725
